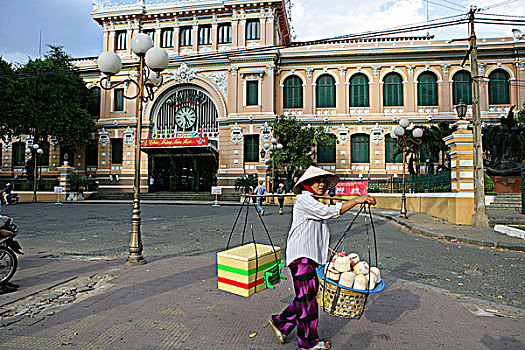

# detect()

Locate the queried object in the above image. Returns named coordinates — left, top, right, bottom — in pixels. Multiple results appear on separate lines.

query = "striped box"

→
left=217, top=243, right=281, bottom=297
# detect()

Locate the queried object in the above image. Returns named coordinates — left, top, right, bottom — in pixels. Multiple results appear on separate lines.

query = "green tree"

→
left=234, top=174, right=258, bottom=194
left=421, top=121, right=457, bottom=171
left=270, top=115, right=334, bottom=181
left=3, top=46, right=95, bottom=152
left=0, top=57, right=17, bottom=139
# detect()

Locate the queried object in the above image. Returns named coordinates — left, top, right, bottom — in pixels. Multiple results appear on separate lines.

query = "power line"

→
left=481, top=0, right=521, bottom=11
left=437, top=0, right=467, bottom=10
left=426, top=0, right=465, bottom=13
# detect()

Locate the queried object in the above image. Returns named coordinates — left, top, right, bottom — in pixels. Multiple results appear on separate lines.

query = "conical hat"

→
left=293, top=166, right=340, bottom=194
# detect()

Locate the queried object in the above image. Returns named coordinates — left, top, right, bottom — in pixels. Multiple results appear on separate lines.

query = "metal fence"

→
left=368, top=171, right=451, bottom=193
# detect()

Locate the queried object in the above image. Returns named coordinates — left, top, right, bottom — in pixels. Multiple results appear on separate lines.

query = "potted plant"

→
left=234, top=174, right=258, bottom=203
left=68, top=173, right=89, bottom=201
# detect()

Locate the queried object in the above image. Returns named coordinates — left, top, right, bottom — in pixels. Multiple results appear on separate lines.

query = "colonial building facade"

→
left=3, top=0, right=524, bottom=194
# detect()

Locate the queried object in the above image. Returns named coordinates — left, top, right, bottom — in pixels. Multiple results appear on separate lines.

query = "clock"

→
left=175, top=107, right=197, bottom=129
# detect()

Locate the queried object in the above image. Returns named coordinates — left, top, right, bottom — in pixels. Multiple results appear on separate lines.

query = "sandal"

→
left=300, top=340, right=331, bottom=350
left=268, top=316, right=286, bottom=344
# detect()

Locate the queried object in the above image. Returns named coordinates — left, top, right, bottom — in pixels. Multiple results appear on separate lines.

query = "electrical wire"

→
left=438, top=0, right=467, bottom=10
left=481, top=0, right=521, bottom=11
left=426, top=0, right=466, bottom=13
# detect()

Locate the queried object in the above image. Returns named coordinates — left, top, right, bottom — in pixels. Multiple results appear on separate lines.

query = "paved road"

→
left=2, top=202, right=524, bottom=309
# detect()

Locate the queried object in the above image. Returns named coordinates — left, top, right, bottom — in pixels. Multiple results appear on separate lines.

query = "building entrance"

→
left=148, top=150, right=217, bottom=193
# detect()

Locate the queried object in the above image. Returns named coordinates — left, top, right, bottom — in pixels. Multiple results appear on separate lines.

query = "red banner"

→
left=141, top=137, right=209, bottom=148
left=333, top=181, right=369, bottom=196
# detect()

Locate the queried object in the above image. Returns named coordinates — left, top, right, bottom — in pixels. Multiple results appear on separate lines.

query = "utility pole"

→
left=468, top=6, right=490, bottom=228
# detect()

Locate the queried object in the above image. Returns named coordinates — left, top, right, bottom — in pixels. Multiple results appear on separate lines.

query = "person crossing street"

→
left=253, top=180, right=267, bottom=215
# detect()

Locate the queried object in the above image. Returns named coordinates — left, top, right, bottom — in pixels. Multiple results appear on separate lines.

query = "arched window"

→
left=351, top=134, right=370, bottom=163
left=452, top=71, right=472, bottom=105
left=12, top=142, right=25, bottom=167
left=317, top=134, right=336, bottom=163
left=489, top=69, right=510, bottom=105
left=383, top=73, right=403, bottom=106
left=89, top=87, right=101, bottom=117
left=283, top=76, right=303, bottom=108
left=349, top=73, right=369, bottom=107
left=385, top=135, right=402, bottom=163
left=418, top=72, right=438, bottom=106
left=39, top=141, right=50, bottom=167
left=316, top=74, right=336, bottom=108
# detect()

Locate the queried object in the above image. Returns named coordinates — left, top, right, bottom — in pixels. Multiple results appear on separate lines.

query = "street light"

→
left=262, top=138, right=283, bottom=194
left=97, top=32, right=169, bottom=265
left=26, top=143, right=43, bottom=202
left=391, top=118, right=423, bottom=219
left=456, top=100, right=468, bottom=120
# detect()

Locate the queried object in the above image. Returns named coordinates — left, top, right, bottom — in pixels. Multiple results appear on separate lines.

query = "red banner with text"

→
left=141, top=137, right=209, bottom=148
left=333, top=181, right=369, bottom=196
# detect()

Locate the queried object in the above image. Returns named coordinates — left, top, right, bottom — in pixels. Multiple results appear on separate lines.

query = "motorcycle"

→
left=0, top=217, right=22, bottom=286
left=1, top=192, right=19, bottom=205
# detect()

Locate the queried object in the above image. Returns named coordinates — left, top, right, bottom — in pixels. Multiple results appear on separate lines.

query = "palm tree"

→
left=422, top=121, right=457, bottom=171
left=234, top=174, right=258, bottom=194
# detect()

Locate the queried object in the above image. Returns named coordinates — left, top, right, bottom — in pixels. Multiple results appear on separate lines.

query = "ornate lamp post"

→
left=26, top=143, right=43, bottom=202
left=97, top=33, right=169, bottom=265
left=262, top=137, right=283, bottom=194
left=456, top=100, right=468, bottom=120
left=391, top=118, right=423, bottom=219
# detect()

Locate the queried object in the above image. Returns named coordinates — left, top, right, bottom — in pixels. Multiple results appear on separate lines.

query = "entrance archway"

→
left=144, top=85, right=219, bottom=193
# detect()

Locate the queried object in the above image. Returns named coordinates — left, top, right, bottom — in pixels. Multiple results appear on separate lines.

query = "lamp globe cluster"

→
left=390, top=118, right=423, bottom=140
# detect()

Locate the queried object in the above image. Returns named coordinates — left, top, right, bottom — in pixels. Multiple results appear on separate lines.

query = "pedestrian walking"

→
left=268, top=166, right=376, bottom=350
left=253, top=180, right=267, bottom=215
left=276, top=183, right=285, bottom=215
left=148, top=175, right=155, bottom=192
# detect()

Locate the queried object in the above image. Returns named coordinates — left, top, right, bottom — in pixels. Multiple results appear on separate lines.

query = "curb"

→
left=376, top=213, right=525, bottom=253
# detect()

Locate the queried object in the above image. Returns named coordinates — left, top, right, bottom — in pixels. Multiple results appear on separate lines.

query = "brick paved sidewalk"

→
left=1, top=256, right=523, bottom=349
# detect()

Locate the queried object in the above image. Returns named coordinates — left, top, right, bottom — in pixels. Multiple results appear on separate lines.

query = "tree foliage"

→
left=0, top=46, right=95, bottom=151
left=270, top=115, right=334, bottom=181
left=421, top=121, right=457, bottom=170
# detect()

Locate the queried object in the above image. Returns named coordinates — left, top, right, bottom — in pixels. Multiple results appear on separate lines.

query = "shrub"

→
left=484, top=174, right=495, bottom=193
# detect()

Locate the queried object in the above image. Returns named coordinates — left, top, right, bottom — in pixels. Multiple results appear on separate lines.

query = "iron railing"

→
left=368, top=171, right=451, bottom=193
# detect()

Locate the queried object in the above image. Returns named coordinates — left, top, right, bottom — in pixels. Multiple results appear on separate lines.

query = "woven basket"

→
left=316, top=265, right=385, bottom=319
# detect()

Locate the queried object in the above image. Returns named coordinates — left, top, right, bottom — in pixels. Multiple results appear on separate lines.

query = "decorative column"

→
left=173, top=19, right=180, bottom=54
left=211, top=20, right=218, bottom=51
left=192, top=19, right=199, bottom=53
left=443, top=120, right=475, bottom=224
left=58, top=161, right=74, bottom=201
left=305, top=68, right=314, bottom=115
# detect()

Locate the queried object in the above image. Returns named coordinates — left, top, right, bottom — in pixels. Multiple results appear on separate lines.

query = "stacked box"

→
left=217, top=243, right=281, bottom=297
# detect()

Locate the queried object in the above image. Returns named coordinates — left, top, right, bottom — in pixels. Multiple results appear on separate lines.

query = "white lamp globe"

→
left=399, top=118, right=410, bottom=128
left=390, top=130, right=398, bottom=139
left=394, top=125, right=405, bottom=137
left=37, top=148, right=43, bottom=155
left=131, top=33, right=154, bottom=56
left=264, top=143, right=270, bottom=150
left=146, top=70, right=162, bottom=87
left=25, top=148, right=31, bottom=155
left=97, top=51, right=122, bottom=76
left=276, top=143, right=283, bottom=150
left=271, top=137, right=277, bottom=145
left=145, top=47, right=169, bottom=72
left=412, top=128, right=424, bottom=138
left=32, top=144, right=40, bottom=150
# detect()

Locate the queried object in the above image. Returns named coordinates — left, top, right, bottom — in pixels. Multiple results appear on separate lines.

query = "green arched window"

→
left=489, top=69, right=510, bottom=105
left=12, top=142, right=25, bottom=167
left=316, top=74, right=336, bottom=108
left=317, top=134, right=337, bottom=163
left=283, top=75, right=303, bottom=108
left=351, top=134, right=370, bottom=163
left=88, top=87, right=101, bottom=117
left=385, top=135, right=402, bottom=163
left=383, top=73, right=403, bottom=106
left=452, top=71, right=472, bottom=105
left=349, top=73, right=369, bottom=107
left=418, top=72, right=438, bottom=106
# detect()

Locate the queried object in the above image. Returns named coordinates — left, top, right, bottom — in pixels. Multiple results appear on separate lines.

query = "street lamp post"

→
left=97, top=33, right=169, bottom=265
left=262, top=138, right=283, bottom=194
left=26, top=143, right=43, bottom=202
left=391, top=118, right=423, bottom=219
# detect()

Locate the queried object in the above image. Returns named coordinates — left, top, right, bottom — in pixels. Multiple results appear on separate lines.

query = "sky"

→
left=1, top=0, right=524, bottom=64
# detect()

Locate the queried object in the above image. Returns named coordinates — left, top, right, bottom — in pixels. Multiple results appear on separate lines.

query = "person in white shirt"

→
left=253, top=180, right=267, bottom=215
left=268, top=166, right=376, bottom=350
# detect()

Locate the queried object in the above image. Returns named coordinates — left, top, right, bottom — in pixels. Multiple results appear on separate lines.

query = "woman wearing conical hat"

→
left=269, top=166, right=376, bottom=350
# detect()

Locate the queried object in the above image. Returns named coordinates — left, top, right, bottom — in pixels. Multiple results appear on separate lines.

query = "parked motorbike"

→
left=0, top=217, right=22, bottom=286
left=1, top=192, right=19, bottom=205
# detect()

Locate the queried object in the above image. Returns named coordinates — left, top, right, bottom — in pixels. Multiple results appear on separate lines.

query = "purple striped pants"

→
left=271, top=257, right=320, bottom=349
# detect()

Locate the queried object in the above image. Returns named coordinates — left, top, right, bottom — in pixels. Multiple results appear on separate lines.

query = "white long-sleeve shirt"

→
left=286, top=191, right=342, bottom=266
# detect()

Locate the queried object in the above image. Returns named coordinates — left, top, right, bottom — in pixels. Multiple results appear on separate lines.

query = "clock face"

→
left=175, top=107, right=197, bottom=129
